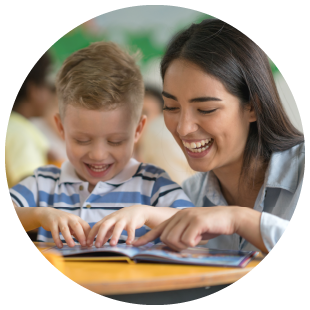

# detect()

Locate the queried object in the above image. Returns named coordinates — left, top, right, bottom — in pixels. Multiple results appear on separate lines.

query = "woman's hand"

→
left=86, top=205, right=152, bottom=247
left=37, top=207, right=91, bottom=248
left=133, top=207, right=237, bottom=250
left=133, top=206, right=268, bottom=253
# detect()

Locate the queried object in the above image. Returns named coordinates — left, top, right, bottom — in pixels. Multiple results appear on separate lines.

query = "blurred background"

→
left=6, top=5, right=303, bottom=189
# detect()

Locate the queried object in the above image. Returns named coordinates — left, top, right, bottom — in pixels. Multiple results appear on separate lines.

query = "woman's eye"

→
left=198, top=109, right=217, bottom=115
left=163, top=105, right=179, bottom=111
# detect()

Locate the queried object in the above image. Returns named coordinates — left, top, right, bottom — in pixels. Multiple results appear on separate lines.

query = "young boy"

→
left=11, top=42, right=194, bottom=249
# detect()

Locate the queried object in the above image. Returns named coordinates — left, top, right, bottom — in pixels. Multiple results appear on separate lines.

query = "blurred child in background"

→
left=133, top=86, right=163, bottom=161
left=137, top=86, right=195, bottom=185
left=31, top=86, right=67, bottom=167
left=6, top=52, right=54, bottom=188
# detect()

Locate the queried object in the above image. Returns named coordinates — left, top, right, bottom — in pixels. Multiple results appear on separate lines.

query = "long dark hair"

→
left=161, top=18, right=304, bottom=184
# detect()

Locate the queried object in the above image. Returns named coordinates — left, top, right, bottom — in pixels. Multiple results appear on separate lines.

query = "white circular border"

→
left=1, top=1, right=309, bottom=309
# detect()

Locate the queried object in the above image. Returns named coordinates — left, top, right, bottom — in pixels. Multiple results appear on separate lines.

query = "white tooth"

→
left=182, top=140, right=186, bottom=146
left=185, top=142, right=190, bottom=148
left=201, top=147, right=206, bottom=151
left=190, top=142, right=196, bottom=148
left=198, top=148, right=202, bottom=153
left=201, top=140, right=205, bottom=146
left=206, top=145, right=209, bottom=149
left=196, top=142, right=201, bottom=148
left=205, top=139, right=209, bottom=144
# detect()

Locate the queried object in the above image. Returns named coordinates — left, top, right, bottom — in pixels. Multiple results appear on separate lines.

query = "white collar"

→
left=58, top=158, right=142, bottom=185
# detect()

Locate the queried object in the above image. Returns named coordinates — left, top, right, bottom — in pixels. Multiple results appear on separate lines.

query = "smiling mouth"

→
left=182, top=138, right=214, bottom=153
left=85, top=163, right=112, bottom=172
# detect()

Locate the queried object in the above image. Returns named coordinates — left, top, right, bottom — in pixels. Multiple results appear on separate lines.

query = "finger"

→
left=59, top=223, right=75, bottom=247
left=160, top=216, right=191, bottom=251
left=132, top=221, right=167, bottom=246
left=95, top=220, right=115, bottom=248
left=180, top=222, right=203, bottom=248
left=69, top=220, right=87, bottom=247
left=200, top=232, right=220, bottom=240
left=109, top=221, right=126, bottom=246
left=125, top=225, right=136, bottom=245
left=79, top=220, right=92, bottom=242
left=86, top=223, right=100, bottom=246
left=101, top=226, right=114, bottom=245
left=50, top=224, right=63, bottom=248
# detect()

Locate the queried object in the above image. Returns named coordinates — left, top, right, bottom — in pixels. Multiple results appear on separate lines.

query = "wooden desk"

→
left=35, top=242, right=264, bottom=303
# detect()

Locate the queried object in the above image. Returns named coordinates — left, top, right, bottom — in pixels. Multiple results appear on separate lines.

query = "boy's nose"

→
left=88, top=143, right=108, bottom=161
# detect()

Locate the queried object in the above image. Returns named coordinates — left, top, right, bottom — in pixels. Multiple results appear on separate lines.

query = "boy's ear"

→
left=54, top=113, right=65, bottom=140
left=134, top=115, right=147, bottom=143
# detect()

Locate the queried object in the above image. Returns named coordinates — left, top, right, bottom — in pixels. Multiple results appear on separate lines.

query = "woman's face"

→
left=162, top=59, right=256, bottom=174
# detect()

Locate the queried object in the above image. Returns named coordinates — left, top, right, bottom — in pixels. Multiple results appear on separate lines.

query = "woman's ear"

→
left=54, top=113, right=65, bottom=140
left=247, top=103, right=257, bottom=123
left=134, top=115, right=147, bottom=143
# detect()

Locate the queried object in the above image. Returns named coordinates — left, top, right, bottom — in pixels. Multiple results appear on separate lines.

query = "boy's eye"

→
left=108, top=141, right=122, bottom=146
left=75, top=139, right=90, bottom=144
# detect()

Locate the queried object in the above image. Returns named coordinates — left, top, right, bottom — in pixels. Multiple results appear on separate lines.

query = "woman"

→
left=133, top=18, right=305, bottom=253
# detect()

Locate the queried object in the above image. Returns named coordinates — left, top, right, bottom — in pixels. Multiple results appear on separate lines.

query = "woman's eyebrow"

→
left=162, top=91, right=177, bottom=101
left=162, top=91, right=222, bottom=103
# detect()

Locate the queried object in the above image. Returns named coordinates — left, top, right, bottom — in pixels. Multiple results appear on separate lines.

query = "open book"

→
left=45, top=243, right=257, bottom=268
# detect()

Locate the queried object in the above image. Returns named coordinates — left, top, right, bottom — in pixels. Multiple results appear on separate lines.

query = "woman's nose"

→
left=177, top=110, right=199, bottom=137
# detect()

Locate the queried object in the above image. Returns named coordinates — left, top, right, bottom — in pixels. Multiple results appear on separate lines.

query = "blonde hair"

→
left=56, top=41, right=144, bottom=121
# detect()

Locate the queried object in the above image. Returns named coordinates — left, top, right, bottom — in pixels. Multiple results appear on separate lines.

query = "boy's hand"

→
left=37, top=207, right=91, bottom=248
left=86, top=205, right=152, bottom=247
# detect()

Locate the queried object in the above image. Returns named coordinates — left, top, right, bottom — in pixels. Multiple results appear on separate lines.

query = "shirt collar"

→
left=58, top=158, right=141, bottom=185
left=203, top=142, right=304, bottom=206
left=203, top=171, right=228, bottom=206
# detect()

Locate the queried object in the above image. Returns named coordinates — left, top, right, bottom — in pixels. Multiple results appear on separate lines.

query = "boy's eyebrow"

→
left=162, top=91, right=222, bottom=103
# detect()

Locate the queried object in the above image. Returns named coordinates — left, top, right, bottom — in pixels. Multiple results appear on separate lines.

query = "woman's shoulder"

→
left=267, top=142, right=305, bottom=192
left=271, top=142, right=304, bottom=164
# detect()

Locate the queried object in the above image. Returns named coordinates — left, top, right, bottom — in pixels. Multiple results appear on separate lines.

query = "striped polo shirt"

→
left=10, top=158, right=194, bottom=243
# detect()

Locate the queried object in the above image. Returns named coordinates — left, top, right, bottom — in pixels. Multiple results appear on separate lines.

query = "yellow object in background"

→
left=6, top=112, right=49, bottom=188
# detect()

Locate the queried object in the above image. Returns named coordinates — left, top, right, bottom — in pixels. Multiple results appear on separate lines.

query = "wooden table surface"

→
left=35, top=242, right=264, bottom=295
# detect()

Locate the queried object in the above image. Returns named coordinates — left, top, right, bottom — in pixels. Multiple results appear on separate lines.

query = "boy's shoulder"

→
left=134, top=162, right=167, bottom=178
left=33, top=165, right=63, bottom=183
left=35, top=165, right=62, bottom=176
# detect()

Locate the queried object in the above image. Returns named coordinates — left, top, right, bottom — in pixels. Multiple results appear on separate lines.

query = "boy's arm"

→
left=13, top=201, right=91, bottom=248
left=13, top=201, right=41, bottom=231
left=144, top=206, right=179, bottom=229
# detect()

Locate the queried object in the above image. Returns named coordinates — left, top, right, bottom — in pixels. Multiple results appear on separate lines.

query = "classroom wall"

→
left=47, top=5, right=303, bottom=132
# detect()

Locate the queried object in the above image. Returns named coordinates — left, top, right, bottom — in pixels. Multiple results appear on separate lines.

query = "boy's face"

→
left=55, top=104, right=146, bottom=192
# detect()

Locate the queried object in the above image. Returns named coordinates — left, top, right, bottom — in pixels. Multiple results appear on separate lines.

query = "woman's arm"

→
left=133, top=206, right=269, bottom=253
left=234, top=207, right=268, bottom=253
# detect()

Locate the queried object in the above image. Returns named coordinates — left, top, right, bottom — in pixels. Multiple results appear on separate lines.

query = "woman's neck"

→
left=213, top=160, right=267, bottom=209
